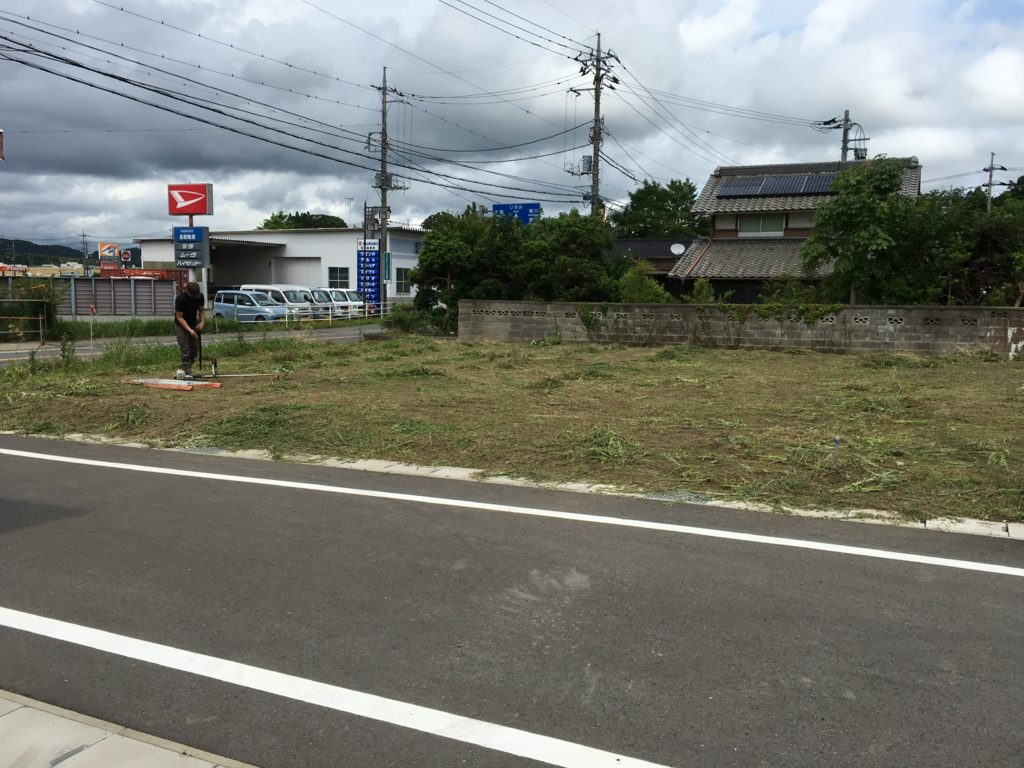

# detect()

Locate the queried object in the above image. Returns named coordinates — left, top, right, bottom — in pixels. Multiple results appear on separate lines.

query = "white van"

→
left=316, top=287, right=362, bottom=318
left=325, top=288, right=365, bottom=317
left=238, top=284, right=314, bottom=319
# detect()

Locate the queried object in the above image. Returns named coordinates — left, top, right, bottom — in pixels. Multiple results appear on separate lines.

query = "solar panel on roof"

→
left=760, top=176, right=805, bottom=195
left=802, top=173, right=837, bottom=193
left=718, top=177, right=767, bottom=197
left=717, top=171, right=839, bottom=198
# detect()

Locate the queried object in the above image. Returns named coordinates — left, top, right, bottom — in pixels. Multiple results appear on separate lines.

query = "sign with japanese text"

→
left=357, top=250, right=381, bottom=304
left=493, top=202, right=542, bottom=226
left=173, top=226, right=210, bottom=268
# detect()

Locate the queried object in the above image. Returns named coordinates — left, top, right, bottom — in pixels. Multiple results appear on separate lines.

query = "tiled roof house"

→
left=611, top=238, right=693, bottom=292
left=669, top=158, right=922, bottom=302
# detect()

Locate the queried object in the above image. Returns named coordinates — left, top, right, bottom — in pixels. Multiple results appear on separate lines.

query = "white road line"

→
left=2, top=447, right=1023, bottom=578
left=0, top=606, right=668, bottom=768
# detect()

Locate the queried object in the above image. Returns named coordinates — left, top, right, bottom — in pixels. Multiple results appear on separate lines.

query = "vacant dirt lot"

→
left=2, top=334, right=1021, bottom=521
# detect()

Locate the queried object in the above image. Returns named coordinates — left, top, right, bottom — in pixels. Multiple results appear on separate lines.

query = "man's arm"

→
left=196, top=305, right=205, bottom=332
left=175, top=310, right=197, bottom=337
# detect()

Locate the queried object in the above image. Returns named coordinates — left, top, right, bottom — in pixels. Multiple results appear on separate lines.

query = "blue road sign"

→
left=493, top=202, right=542, bottom=226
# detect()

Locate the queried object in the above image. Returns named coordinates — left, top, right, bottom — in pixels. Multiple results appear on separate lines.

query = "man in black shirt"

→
left=174, top=281, right=206, bottom=376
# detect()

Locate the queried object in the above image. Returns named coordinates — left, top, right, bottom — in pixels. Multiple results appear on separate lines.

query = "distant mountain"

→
left=0, top=239, right=90, bottom=266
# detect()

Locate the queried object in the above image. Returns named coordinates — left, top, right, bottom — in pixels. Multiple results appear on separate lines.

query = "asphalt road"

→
left=1, top=434, right=1022, bottom=767
left=0, top=324, right=380, bottom=366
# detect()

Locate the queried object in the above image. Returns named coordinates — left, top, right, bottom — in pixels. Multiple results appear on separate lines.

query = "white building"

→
left=136, top=226, right=424, bottom=304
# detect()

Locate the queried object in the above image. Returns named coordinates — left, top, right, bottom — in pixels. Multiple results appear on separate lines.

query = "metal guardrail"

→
left=211, top=301, right=397, bottom=325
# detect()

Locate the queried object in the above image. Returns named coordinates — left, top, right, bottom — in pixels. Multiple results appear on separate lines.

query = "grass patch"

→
left=1, top=336, right=1021, bottom=522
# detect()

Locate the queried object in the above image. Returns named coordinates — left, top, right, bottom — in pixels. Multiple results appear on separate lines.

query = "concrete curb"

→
left=4, top=430, right=1021, bottom=541
left=0, top=689, right=259, bottom=768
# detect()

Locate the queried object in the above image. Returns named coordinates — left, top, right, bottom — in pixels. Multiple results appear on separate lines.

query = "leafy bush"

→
left=682, top=277, right=730, bottom=304
left=618, top=260, right=673, bottom=303
left=382, top=304, right=432, bottom=333
left=2, top=279, right=63, bottom=341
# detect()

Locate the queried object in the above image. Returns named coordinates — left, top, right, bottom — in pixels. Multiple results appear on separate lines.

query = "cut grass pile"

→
left=1, top=335, right=1021, bottom=522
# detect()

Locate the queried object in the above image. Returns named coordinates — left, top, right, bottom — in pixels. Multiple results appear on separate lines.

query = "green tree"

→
left=609, top=179, right=709, bottom=238
left=257, top=210, right=347, bottom=229
left=410, top=208, right=625, bottom=330
left=519, top=210, right=620, bottom=301
left=682, top=277, right=730, bottom=304
left=420, top=211, right=459, bottom=230
left=617, top=259, right=672, bottom=302
left=802, top=158, right=924, bottom=303
left=974, top=196, right=1024, bottom=306
left=998, top=174, right=1024, bottom=204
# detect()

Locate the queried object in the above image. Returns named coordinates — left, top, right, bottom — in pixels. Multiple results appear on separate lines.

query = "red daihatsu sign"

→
left=167, top=183, right=214, bottom=215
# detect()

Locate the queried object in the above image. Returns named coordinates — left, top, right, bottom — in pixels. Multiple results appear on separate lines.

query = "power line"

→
left=0, top=16, right=376, bottom=143
left=607, top=88, right=720, bottom=167
left=90, top=0, right=370, bottom=91
left=389, top=121, right=589, bottom=154
left=614, top=60, right=738, bottom=165
left=599, top=150, right=640, bottom=184
left=535, top=0, right=594, bottom=37
left=7, top=127, right=219, bottom=134
left=474, top=0, right=590, bottom=49
left=0, top=10, right=378, bottom=116
left=298, top=0, right=567, bottom=133
left=400, top=71, right=585, bottom=102
left=0, top=49, right=583, bottom=203
left=0, top=31, right=372, bottom=150
left=602, top=128, right=656, bottom=182
left=640, top=86, right=816, bottom=127
left=67, top=1, right=587, bottom=201
left=440, top=0, right=582, bottom=56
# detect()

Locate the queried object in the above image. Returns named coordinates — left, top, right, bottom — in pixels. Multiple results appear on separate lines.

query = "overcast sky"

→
left=1, top=0, right=1022, bottom=251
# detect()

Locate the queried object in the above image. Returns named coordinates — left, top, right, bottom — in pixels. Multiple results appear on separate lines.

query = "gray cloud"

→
left=0, top=0, right=1021, bottom=248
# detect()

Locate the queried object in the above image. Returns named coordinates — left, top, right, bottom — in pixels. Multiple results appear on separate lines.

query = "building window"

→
left=328, top=266, right=349, bottom=288
left=396, top=267, right=412, bottom=295
left=414, top=241, right=422, bottom=254
left=738, top=213, right=785, bottom=237
left=788, top=211, right=814, bottom=229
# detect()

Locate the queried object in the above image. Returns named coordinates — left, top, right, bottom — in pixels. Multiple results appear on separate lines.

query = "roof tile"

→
left=669, top=238, right=833, bottom=280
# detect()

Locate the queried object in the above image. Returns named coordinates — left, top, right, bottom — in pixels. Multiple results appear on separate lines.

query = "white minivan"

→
left=316, top=287, right=364, bottom=318
left=238, top=284, right=314, bottom=319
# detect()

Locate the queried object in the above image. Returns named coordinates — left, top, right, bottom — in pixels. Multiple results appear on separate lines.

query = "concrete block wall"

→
left=459, top=300, right=1024, bottom=359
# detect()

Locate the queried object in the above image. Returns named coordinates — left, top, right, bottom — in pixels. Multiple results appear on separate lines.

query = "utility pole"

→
left=984, top=152, right=1008, bottom=214
left=815, top=110, right=868, bottom=161
left=369, top=67, right=408, bottom=312
left=379, top=67, right=390, bottom=268
left=80, top=231, right=89, bottom=264
left=568, top=32, right=615, bottom=217
left=590, top=32, right=603, bottom=218
left=841, top=109, right=851, bottom=162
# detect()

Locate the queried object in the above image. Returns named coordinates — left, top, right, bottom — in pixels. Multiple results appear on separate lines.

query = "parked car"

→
left=326, top=288, right=366, bottom=317
left=238, top=284, right=314, bottom=319
left=307, top=288, right=338, bottom=319
left=212, top=290, right=289, bottom=323
left=317, top=287, right=361, bottom=318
